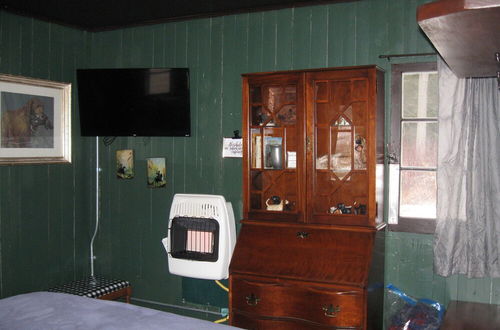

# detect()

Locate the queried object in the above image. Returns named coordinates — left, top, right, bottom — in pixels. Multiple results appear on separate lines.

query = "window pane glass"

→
left=427, top=73, right=438, bottom=117
left=400, top=170, right=436, bottom=218
left=402, top=72, right=438, bottom=119
left=401, top=121, right=438, bottom=167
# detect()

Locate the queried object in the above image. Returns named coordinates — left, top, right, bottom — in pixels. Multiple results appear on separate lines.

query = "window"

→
left=389, top=62, right=438, bottom=234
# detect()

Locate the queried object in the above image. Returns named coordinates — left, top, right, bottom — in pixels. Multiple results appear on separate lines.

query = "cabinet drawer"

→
left=231, top=276, right=364, bottom=327
left=230, top=224, right=374, bottom=286
left=232, top=311, right=360, bottom=329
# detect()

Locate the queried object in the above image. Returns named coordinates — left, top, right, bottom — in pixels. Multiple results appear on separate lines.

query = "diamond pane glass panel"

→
left=276, top=105, right=296, bottom=126
left=400, top=170, right=436, bottom=218
left=251, top=106, right=269, bottom=126
left=250, top=86, right=262, bottom=103
left=251, top=170, right=262, bottom=190
left=284, top=85, right=296, bottom=102
left=334, top=116, right=351, bottom=127
left=401, top=121, right=437, bottom=168
left=344, top=105, right=353, bottom=122
left=266, top=86, right=283, bottom=112
left=332, top=130, right=352, bottom=180
left=402, top=72, right=438, bottom=119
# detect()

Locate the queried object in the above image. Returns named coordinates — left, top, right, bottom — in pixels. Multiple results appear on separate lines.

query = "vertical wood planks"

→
left=310, top=6, right=329, bottom=69
left=247, top=13, right=264, bottom=73
left=220, top=14, right=246, bottom=221
left=291, top=7, right=312, bottom=69
left=275, top=9, right=294, bottom=71
left=1, top=0, right=499, bottom=314
left=261, top=11, right=278, bottom=71
left=0, top=11, right=92, bottom=298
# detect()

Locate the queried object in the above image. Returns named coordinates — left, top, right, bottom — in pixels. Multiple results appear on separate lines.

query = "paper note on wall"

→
left=222, top=137, right=243, bottom=158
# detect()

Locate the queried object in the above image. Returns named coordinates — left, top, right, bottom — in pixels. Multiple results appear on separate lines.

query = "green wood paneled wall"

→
left=0, top=12, right=94, bottom=298
left=87, top=0, right=500, bottom=310
left=386, top=232, right=500, bottom=305
left=1, top=0, right=500, bottom=318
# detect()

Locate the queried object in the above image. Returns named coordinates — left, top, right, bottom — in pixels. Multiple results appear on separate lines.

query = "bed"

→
left=0, top=292, right=240, bottom=330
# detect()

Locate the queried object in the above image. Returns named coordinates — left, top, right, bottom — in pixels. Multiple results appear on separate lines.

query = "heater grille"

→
left=170, top=217, right=219, bottom=262
left=171, top=201, right=222, bottom=220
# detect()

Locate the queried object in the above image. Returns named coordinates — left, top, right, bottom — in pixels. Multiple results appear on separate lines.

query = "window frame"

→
left=389, top=62, right=437, bottom=234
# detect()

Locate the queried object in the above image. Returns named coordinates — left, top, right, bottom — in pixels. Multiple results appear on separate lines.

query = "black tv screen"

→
left=77, top=68, right=190, bottom=137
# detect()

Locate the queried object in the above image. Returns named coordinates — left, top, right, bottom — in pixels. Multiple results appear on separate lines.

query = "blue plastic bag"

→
left=386, top=284, right=445, bottom=330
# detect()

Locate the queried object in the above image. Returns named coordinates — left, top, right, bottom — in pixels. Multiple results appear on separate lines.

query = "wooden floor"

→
left=441, top=301, right=500, bottom=330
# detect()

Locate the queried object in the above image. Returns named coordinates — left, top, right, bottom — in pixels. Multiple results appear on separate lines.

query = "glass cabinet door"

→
left=245, top=75, right=303, bottom=222
left=308, top=74, right=370, bottom=225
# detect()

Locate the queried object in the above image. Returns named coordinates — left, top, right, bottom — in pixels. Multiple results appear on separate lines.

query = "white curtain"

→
left=434, top=57, right=500, bottom=277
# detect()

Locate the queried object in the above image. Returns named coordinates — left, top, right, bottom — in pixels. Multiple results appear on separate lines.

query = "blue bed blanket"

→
left=0, top=292, right=239, bottom=330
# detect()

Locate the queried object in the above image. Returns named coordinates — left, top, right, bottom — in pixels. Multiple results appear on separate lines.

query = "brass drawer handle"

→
left=246, top=293, right=260, bottom=306
left=296, top=231, right=309, bottom=239
left=241, top=279, right=282, bottom=287
left=322, top=304, right=341, bottom=318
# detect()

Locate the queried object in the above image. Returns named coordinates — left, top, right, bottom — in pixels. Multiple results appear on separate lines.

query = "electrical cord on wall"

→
left=215, top=280, right=229, bottom=292
left=213, top=280, right=230, bottom=324
left=214, top=316, right=229, bottom=324
left=89, top=137, right=100, bottom=284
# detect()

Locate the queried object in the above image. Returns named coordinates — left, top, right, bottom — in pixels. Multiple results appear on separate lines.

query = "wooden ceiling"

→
left=417, top=0, right=500, bottom=78
left=0, top=0, right=356, bottom=32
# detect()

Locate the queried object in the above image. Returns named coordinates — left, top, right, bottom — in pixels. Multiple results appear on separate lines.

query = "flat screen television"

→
left=77, top=68, right=190, bottom=137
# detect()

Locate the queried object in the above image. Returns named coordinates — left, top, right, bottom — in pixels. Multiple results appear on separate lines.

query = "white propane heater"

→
left=162, top=194, right=236, bottom=280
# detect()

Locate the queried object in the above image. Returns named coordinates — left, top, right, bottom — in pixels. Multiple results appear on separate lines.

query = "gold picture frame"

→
left=0, top=73, right=71, bottom=164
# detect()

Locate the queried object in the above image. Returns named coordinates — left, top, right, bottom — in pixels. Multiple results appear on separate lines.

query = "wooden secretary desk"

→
left=229, top=66, right=386, bottom=329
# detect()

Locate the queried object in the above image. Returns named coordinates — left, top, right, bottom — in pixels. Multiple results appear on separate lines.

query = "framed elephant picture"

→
left=0, top=74, right=71, bottom=164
